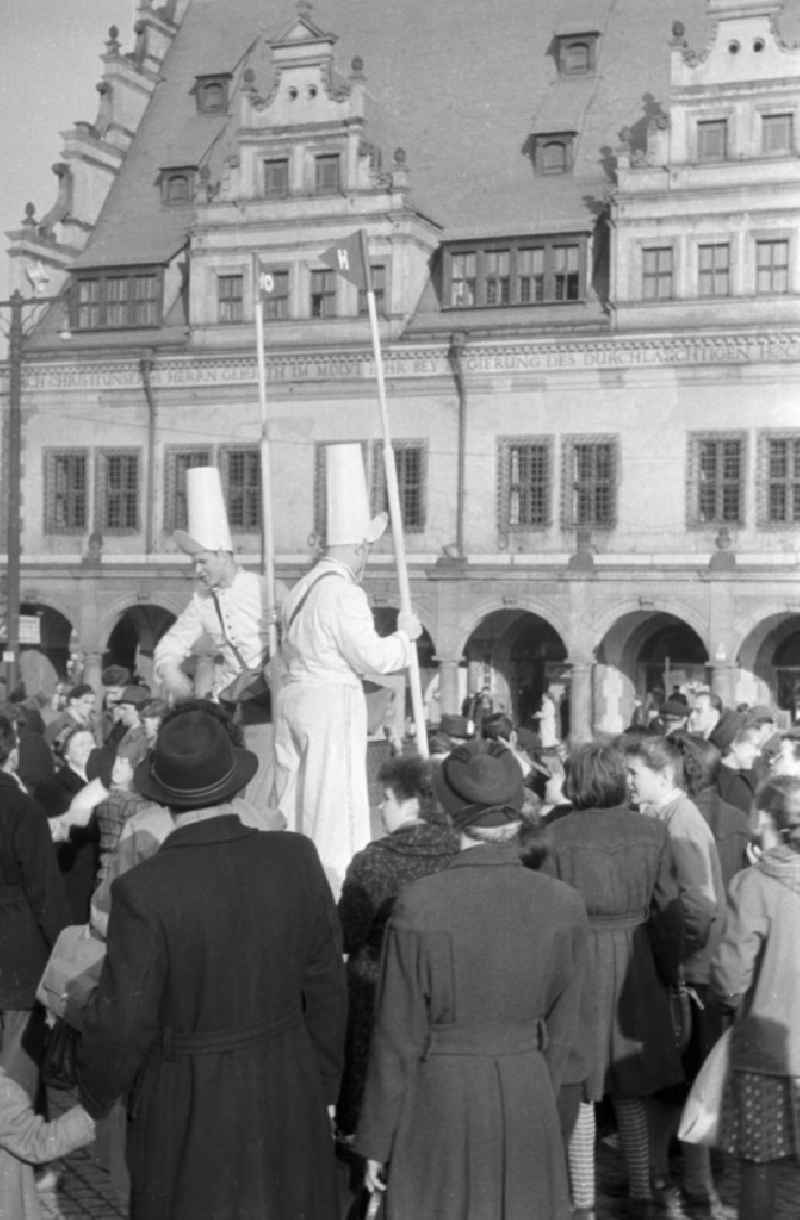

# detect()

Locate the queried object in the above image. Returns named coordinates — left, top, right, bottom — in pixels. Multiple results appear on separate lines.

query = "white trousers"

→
left=272, top=682, right=370, bottom=897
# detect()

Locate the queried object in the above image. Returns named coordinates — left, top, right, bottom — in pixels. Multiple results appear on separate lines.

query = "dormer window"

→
left=160, top=168, right=196, bottom=205
left=555, top=31, right=599, bottom=75
left=532, top=132, right=576, bottom=175
left=194, top=73, right=231, bottom=115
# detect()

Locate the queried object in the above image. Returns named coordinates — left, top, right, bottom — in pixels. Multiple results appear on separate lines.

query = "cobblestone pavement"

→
left=36, top=1091, right=800, bottom=1218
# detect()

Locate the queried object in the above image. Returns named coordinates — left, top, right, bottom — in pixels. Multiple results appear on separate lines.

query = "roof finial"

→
left=297, top=0, right=313, bottom=14
left=106, top=25, right=121, bottom=54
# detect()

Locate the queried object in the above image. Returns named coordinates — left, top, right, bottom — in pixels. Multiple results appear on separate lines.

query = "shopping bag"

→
left=678, top=1026, right=732, bottom=1146
left=36, top=923, right=106, bottom=1022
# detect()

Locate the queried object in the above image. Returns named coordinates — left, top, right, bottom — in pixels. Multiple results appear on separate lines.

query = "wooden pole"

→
left=359, top=230, right=428, bottom=758
left=252, top=257, right=277, bottom=656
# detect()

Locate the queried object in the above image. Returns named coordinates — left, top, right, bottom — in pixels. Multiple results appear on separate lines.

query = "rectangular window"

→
left=694, top=437, right=744, bottom=524
left=45, top=451, right=88, bottom=532
left=73, top=270, right=161, bottom=330
left=310, top=269, right=336, bottom=318
left=501, top=442, right=550, bottom=528
left=217, top=274, right=244, bottom=323
left=554, top=245, right=580, bottom=301
left=642, top=246, right=673, bottom=300
left=358, top=265, right=386, bottom=316
left=570, top=440, right=615, bottom=527
left=517, top=248, right=544, bottom=303
left=263, top=158, right=289, bottom=198
left=445, top=236, right=586, bottom=309
left=100, top=452, right=139, bottom=531
left=757, top=239, right=789, bottom=294
left=762, top=113, right=793, bottom=154
left=697, top=119, right=727, bottom=161
left=224, top=449, right=261, bottom=529
left=767, top=436, right=800, bottom=523
left=314, top=153, right=340, bottom=193
left=260, top=269, right=289, bottom=320
left=698, top=243, right=729, bottom=297
left=371, top=442, right=426, bottom=531
left=165, top=449, right=212, bottom=532
left=485, top=250, right=511, bottom=306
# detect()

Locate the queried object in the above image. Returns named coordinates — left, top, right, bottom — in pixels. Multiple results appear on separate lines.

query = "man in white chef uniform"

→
left=153, top=465, right=284, bottom=809
left=273, top=444, right=421, bottom=895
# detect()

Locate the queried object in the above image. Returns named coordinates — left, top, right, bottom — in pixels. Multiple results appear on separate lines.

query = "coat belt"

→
left=588, top=909, right=648, bottom=932
left=161, top=1012, right=302, bottom=1061
left=422, top=1019, right=548, bottom=1059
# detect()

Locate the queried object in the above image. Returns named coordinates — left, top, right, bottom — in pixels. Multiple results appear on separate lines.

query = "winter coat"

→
left=336, top=820, right=460, bottom=1133
left=35, top=765, right=100, bottom=925
left=0, top=772, right=70, bottom=1010
left=711, top=846, right=800, bottom=1077
left=77, top=817, right=347, bottom=1220
left=356, top=843, right=588, bottom=1220
left=654, top=792, right=725, bottom=985
left=0, top=1068, right=94, bottom=1220
left=693, top=786, right=750, bottom=892
left=716, top=764, right=756, bottom=815
left=544, top=804, right=684, bottom=1099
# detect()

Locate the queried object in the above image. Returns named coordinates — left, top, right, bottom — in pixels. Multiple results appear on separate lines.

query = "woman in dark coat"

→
left=543, top=741, right=684, bottom=1217
left=337, top=754, right=459, bottom=1136
left=35, top=726, right=103, bottom=924
left=357, top=740, right=589, bottom=1220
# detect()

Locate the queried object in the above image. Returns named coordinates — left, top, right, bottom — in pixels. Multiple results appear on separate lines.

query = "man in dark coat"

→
left=357, top=740, right=589, bottom=1220
left=75, top=704, right=347, bottom=1220
left=0, top=714, right=70, bottom=1097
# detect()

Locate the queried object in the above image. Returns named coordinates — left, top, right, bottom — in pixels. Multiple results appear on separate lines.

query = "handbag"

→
left=40, top=1018, right=82, bottom=1091
left=678, top=1026, right=732, bottom=1146
left=36, top=923, right=107, bottom=1021
left=210, top=590, right=272, bottom=716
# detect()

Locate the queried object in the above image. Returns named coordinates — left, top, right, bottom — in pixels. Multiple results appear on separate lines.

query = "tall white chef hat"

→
left=173, top=466, right=234, bottom=555
left=325, top=443, right=387, bottom=546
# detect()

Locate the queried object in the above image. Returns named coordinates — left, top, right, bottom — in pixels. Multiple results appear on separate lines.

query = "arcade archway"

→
left=17, top=602, right=75, bottom=696
left=462, top=609, right=569, bottom=731
left=738, top=612, right=800, bottom=722
left=103, top=604, right=177, bottom=687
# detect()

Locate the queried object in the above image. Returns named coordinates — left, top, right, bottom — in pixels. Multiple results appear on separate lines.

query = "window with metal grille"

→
left=165, top=449, right=212, bottom=532
left=371, top=442, right=426, bottom=531
left=217, top=275, right=244, bottom=323
left=101, top=452, right=139, bottom=531
left=45, top=451, right=87, bottom=532
left=762, top=113, right=793, bottom=154
left=696, top=437, right=743, bottom=524
left=563, top=441, right=619, bottom=531
left=698, top=243, right=729, bottom=297
left=73, top=270, right=161, bottom=330
left=500, top=442, right=550, bottom=528
left=224, top=449, right=261, bottom=529
left=642, top=247, right=673, bottom=300
left=314, top=154, right=340, bottom=193
left=263, top=158, right=289, bottom=198
left=554, top=245, right=580, bottom=301
left=756, top=239, right=789, bottom=294
left=767, top=436, right=800, bottom=523
left=310, top=269, right=336, bottom=318
left=697, top=119, right=727, bottom=161
left=446, top=237, right=584, bottom=309
left=358, top=265, right=386, bottom=315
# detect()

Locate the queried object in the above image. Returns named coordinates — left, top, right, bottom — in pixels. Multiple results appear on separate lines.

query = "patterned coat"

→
left=77, top=817, right=347, bottom=1220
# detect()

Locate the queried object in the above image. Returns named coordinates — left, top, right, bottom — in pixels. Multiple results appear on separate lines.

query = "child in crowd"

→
left=0, top=1066, right=94, bottom=1219
left=711, top=776, right=800, bottom=1220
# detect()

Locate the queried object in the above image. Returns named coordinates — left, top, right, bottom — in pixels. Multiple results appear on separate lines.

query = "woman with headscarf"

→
left=356, top=739, right=588, bottom=1220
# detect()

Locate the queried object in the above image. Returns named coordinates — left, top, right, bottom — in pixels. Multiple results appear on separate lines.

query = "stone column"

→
left=83, top=650, right=103, bottom=696
left=710, top=662, right=738, bottom=709
left=568, top=658, right=594, bottom=744
left=437, top=658, right=462, bottom=718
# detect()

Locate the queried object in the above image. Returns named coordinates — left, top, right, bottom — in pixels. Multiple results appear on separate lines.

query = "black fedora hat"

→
left=434, top=740, right=524, bottom=830
left=134, top=706, right=257, bottom=808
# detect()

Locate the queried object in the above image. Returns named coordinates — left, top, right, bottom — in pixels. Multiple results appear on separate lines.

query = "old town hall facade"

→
left=3, top=0, right=800, bottom=736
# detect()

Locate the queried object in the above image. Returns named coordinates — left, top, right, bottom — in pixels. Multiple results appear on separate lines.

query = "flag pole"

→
left=252, top=255, right=278, bottom=657
left=359, top=229, right=428, bottom=758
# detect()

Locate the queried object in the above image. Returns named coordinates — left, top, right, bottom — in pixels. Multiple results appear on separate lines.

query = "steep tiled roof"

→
left=73, top=0, right=800, bottom=270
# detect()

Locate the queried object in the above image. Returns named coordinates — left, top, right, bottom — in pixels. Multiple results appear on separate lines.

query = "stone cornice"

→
left=6, top=328, right=800, bottom=393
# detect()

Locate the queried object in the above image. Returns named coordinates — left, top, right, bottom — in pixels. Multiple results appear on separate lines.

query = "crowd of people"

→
left=0, top=667, right=799, bottom=1219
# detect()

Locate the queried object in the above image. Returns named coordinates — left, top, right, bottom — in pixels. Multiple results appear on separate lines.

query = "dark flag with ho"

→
left=253, top=230, right=429, bottom=757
